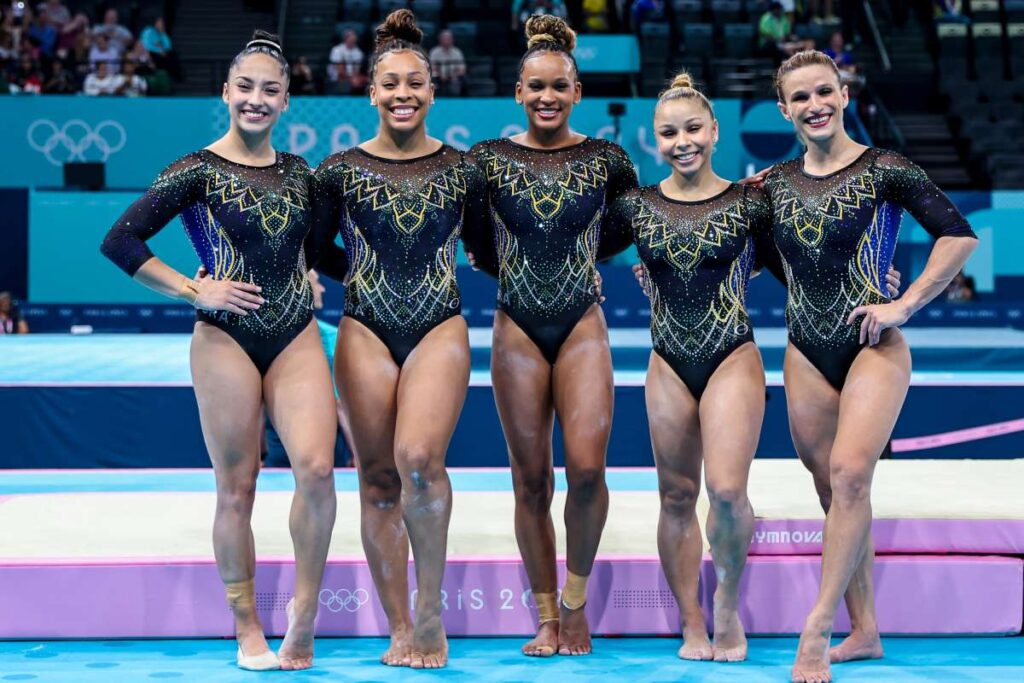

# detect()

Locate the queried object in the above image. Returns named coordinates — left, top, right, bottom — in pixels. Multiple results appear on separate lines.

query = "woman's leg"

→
left=645, top=352, right=709, bottom=660
left=551, top=304, right=614, bottom=656
left=784, top=344, right=884, bottom=666
left=334, top=317, right=409, bottom=666
left=790, top=331, right=911, bottom=683
left=262, top=320, right=338, bottom=670
left=190, top=322, right=268, bottom=659
left=698, top=343, right=764, bottom=662
left=491, top=310, right=559, bottom=657
left=392, top=316, right=471, bottom=669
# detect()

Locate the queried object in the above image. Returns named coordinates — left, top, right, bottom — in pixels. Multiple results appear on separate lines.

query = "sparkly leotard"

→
left=101, top=149, right=330, bottom=375
left=312, top=144, right=482, bottom=366
left=464, top=137, right=638, bottom=363
left=607, top=183, right=773, bottom=398
left=763, top=147, right=976, bottom=390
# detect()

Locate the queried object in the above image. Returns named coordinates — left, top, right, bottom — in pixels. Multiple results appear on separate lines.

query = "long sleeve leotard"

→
left=100, top=149, right=328, bottom=374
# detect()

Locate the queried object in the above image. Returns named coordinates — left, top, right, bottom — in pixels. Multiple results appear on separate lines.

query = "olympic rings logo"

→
left=318, top=588, right=370, bottom=613
left=27, top=119, right=127, bottom=166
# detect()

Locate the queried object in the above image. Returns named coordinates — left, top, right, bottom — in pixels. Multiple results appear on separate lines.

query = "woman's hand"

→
left=886, top=267, right=901, bottom=297
left=847, top=301, right=911, bottom=347
left=631, top=263, right=650, bottom=298
left=595, top=270, right=605, bottom=303
left=188, top=267, right=264, bottom=315
left=739, top=165, right=773, bottom=188
left=465, top=249, right=478, bottom=271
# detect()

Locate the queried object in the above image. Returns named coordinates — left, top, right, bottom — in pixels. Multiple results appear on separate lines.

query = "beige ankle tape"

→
left=561, top=571, right=588, bottom=611
left=224, top=578, right=255, bottom=609
left=534, top=592, right=559, bottom=624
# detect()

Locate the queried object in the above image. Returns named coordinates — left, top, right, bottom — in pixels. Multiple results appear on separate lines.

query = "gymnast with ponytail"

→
left=101, top=30, right=340, bottom=671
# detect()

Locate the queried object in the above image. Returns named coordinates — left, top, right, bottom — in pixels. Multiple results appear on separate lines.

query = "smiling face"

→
left=370, top=49, right=433, bottom=133
left=516, top=51, right=581, bottom=134
left=655, top=96, right=718, bottom=178
left=777, top=63, right=847, bottom=144
left=222, top=53, right=289, bottom=136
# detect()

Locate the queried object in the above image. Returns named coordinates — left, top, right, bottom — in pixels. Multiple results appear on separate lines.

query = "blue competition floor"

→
left=0, top=638, right=1021, bottom=682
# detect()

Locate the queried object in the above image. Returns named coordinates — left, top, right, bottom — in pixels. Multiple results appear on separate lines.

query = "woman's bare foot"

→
left=557, top=603, right=592, bottom=656
left=711, top=594, right=747, bottom=663
left=380, top=624, right=414, bottom=667
left=278, top=598, right=316, bottom=670
left=791, top=615, right=832, bottom=683
left=677, top=606, right=713, bottom=661
left=522, top=620, right=559, bottom=657
left=409, top=613, right=448, bottom=669
left=830, top=628, right=883, bottom=663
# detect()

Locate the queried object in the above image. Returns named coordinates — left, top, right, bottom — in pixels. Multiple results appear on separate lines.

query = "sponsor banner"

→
left=2, top=96, right=866, bottom=188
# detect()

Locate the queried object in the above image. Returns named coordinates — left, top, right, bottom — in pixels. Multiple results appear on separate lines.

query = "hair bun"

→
left=376, top=9, right=423, bottom=50
left=248, top=29, right=282, bottom=52
left=524, top=15, right=576, bottom=52
left=670, top=72, right=694, bottom=90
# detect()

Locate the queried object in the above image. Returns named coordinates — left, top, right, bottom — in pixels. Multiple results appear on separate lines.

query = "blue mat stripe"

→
left=0, top=469, right=661, bottom=495
left=0, top=637, right=1020, bottom=682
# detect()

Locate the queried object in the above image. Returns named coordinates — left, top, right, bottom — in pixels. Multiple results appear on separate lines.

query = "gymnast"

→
left=310, top=9, right=483, bottom=669
left=462, top=15, right=638, bottom=658
left=605, top=71, right=776, bottom=663
left=762, top=51, right=978, bottom=683
left=100, top=31, right=339, bottom=671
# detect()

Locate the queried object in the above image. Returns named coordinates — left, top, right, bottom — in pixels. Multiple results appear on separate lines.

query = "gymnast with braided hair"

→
left=100, top=31, right=339, bottom=671
left=462, top=15, right=639, bottom=659
left=311, top=9, right=484, bottom=670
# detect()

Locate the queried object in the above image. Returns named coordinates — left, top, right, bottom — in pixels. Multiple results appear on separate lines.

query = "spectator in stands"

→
left=56, top=11, right=87, bottom=55
left=429, top=29, right=465, bottom=96
left=88, top=32, right=119, bottom=72
left=126, top=39, right=154, bottom=74
left=117, top=58, right=146, bottom=96
left=0, top=292, right=28, bottom=334
left=140, top=16, right=178, bottom=80
left=290, top=55, right=316, bottom=94
left=38, top=0, right=68, bottom=29
left=42, top=56, right=73, bottom=92
left=82, top=58, right=118, bottom=94
left=512, top=0, right=568, bottom=32
left=758, top=2, right=813, bottom=62
left=0, top=30, right=14, bottom=61
left=326, top=28, right=365, bottom=94
left=92, top=8, right=131, bottom=53
left=945, top=271, right=976, bottom=302
left=12, top=51, right=42, bottom=92
left=26, top=6, right=56, bottom=57
left=823, top=30, right=866, bottom=92
left=68, top=26, right=90, bottom=79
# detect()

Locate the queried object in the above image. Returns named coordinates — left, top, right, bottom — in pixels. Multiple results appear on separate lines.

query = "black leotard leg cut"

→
left=100, top=150, right=325, bottom=375
left=465, top=137, right=639, bottom=364
left=312, top=144, right=480, bottom=368
left=763, top=148, right=977, bottom=391
left=607, top=183, right=768, bottom=400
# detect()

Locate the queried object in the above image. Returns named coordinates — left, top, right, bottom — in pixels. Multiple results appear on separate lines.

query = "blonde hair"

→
left=657, top=71, right=715, bottom=120
left=519, top=15, right=578, bottom=78
left=774, top=50, right=842, bottom=101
